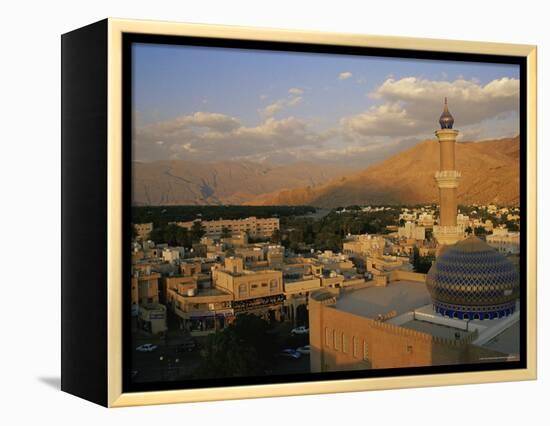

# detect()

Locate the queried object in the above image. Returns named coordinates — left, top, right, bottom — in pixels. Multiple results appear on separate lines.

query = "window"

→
left=261, top=283, right=268, bottom=287
left=363, top=340, right=369, bottom=361
left=325, top=327, right=331, bottom=347
left=251, top=284, right=258, bottom=289
left=238, top=283, right=247, bottom=295
left=334, top=330, right=340, bottom=351
left=270, top=280, right=278, bottom=291
left=342, top=333, right=348, bottom=354
left=353, top=336, right=359, bottom=358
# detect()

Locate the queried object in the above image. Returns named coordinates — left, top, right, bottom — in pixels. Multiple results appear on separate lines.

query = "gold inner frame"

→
left=106, top=18, right=537, bottom=407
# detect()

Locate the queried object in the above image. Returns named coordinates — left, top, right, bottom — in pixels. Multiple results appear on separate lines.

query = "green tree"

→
left=220, top=226, right=231, bottom=239
left=474, top=226, right=487, bottom=236
left=190, top=221, right=206, bottom=243
left=195, top=314, right=276, bottom=378
left=505, top=221, right=519, bottom=232
left=175, top=226, right=191, bottom=248
left=411, top=246, right=435, bottom=274
left=270, top=228, right=281, bottom=244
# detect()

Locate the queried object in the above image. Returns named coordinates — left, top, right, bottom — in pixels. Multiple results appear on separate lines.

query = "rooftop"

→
left=480, top=321, right=520, bottom=356
left=400, top=319, right=473, bottom=340
left=334, top=280, right=431, bottom=319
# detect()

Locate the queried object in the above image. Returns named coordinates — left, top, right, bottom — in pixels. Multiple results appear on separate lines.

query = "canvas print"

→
left=129, top=42, right=522, bottom=386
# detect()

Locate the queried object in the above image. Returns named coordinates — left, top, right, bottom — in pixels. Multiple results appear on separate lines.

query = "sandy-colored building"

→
left=398, top=222, right=426, bottom=241
left=134, top=222, right=153, bottom=241
left=138, top=303, right=167, bottom=335
left=166, top=279, right=234, bottom=336
left=176, top=216, right=279, bottom=238
left=343, top=234, right=385, bottom=258
left=212, top=257, right=284, bottom=321
left=131, top=265, right=161, bottom=306
left=487, top=230, right=520, bottom=254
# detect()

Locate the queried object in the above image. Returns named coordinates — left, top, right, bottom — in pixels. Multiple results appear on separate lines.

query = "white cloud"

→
left=344, top=77, right=519, bottom=137
left=288, top=96, right=303, bottom=106
left=134, top=76, right=519, bottom=167
left=259, top=88, right=305, bottom=118
left=338, top=71, right=353, bottom=80
left=288, top=87, right=304, bottom=95
left=134, top=112, right=329, bottom=163
left=260, top=100, right=286, bottom=118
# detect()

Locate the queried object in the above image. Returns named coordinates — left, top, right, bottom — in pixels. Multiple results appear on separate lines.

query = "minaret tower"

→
left=433, top=98, right=464, bottom=247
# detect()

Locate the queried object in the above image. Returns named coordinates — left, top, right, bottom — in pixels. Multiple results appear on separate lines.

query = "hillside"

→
left=248, top=136, right=520, bottom=207
left=132, top=160, right=348, bottom=205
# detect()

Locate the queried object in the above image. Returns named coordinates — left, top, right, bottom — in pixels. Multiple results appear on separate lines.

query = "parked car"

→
left=279, top=349, right=301, bottom=359
left=135, top=343, right=158, bottom=352
left=176, top=338, right=196, bottom=353
left=291, top=326, right=309, bottom=335
left=296, top=345, right=311, bottom=355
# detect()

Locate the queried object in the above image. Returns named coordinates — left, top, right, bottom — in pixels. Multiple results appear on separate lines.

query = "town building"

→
left=212, top=257, right=285, bottom=322
left=175, top=216, right=279, bottom=238
left=486, top=229, right=520, bottom=254
left=134, top=222, right=153, bottom=241
left=343, top=234, right=385, bottom=258
left=398, top=221, right=426, bottom=241
left=137, top=303, right=167, bottom=335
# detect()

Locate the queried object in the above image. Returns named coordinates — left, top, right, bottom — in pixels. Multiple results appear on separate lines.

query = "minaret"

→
left=433, top=98, right=464, bottom=247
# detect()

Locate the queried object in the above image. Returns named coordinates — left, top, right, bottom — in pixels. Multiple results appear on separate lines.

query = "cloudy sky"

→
left=132, top=43, right=520, bottom=168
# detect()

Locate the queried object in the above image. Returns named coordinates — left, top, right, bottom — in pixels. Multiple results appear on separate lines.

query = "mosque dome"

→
left=426, top=236, right=519, bottom=320
left=439, top=97, right=455, bottom=129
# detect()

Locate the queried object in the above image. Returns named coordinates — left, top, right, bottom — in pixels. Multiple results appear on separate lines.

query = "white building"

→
left=398, top=221, right=425, bottom=240
left=162, top=247, right=184, bottom=263
left=486, top=230, right=520, bottom=254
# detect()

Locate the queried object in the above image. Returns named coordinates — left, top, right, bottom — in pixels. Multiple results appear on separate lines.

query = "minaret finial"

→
left=439, top=97, right=454, bottom=129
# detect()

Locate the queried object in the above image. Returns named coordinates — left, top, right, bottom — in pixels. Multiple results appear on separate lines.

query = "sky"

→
left=132, top=43, right=520, bottom=168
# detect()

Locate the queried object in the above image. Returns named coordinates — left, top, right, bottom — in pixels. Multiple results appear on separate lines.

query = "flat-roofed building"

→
left=487, top=230, right=520, bottom=254
left=138, top=303, right=167, bottom=335
left=132, top=265, right=161, bottom=306
left=398, top=221, right=426, bottom=241
left=166, top=280, right=234, bottom=336
left=212, top=257, right=284, bottom=322
left=134, top=222, right=153, bottom=241
left=343, top=234, right=385, bottom=258
left=175, top=216, right=279, bottom=238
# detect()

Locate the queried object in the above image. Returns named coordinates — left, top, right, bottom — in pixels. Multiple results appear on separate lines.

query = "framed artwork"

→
left=61, top=18, right=537, bottom=407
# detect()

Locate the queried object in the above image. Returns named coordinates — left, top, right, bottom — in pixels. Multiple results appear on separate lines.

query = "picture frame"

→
left=61, top=18, right=537, bottom=407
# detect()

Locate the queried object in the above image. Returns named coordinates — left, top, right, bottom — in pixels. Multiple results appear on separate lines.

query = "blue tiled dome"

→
left=426, top=236, right=519, bottom=320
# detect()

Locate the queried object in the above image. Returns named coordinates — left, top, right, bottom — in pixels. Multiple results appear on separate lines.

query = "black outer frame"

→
left=61, top=19, right=109, bottom=406
left=59, top=20, right=528, bottom=407
left=122, top=34, right=528, bottom=394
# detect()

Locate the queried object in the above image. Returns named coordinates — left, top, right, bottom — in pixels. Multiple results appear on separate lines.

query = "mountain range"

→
left=133, top=136, right=520, bottom=207
left=132, top=160, right=348, bottom=206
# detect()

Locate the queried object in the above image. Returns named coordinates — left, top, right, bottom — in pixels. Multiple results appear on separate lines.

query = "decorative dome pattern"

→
left=426, top=236, right=519, bottom=320
left=439, top=97, right=455, bottom=129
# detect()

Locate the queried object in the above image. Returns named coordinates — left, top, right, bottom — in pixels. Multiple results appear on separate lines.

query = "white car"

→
left=279, top=349, right=301, bottom=359
left=291, top=326, right=309, bottom=335
left=296, top=345, right=311, bottom=355
left=135, top=343, right=158, bottom=352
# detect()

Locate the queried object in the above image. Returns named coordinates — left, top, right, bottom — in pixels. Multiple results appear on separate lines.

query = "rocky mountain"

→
left=132, top=160, right=349, bottom=205
left=247, top=136, right=520, bottom=207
